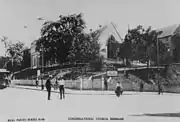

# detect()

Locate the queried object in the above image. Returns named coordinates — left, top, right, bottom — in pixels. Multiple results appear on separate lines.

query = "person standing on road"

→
left=36, top=78, right=39, bottom=88
left=139, top=81, right=144, bottom=92
left=119, top=81, right=123, bottom=95
left=104, top=77, right=108, bottom=90
left=158, top=81, right=163, bottom=95
left=58, top=76, right=65, bottom=99
left=45, top=75, right=52, bottom=100
left=115, top=81, right=121, bottom=97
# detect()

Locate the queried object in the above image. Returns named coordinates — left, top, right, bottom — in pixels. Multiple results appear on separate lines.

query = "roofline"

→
left=110, top=22, right=123, bottom=41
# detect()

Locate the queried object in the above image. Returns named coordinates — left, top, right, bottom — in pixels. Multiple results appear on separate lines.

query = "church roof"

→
left=92, top=22, right=123, bottom=48
left=157, top=24, right=180, bottom=38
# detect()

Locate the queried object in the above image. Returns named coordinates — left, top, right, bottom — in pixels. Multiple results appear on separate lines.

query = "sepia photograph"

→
left=0, top=0, right=180, bottom=121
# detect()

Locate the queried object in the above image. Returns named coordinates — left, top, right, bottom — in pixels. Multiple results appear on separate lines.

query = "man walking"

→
left=58, top=76, right=65, bottom=99
left=45, top=75, right=52, bottom=100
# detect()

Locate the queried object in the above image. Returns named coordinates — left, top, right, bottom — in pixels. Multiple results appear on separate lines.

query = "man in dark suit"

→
left=45, top=75, right=52, bottom=100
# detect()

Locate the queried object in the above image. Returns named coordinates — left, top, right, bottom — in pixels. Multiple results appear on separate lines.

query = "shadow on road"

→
left=130, top=112, right=180, bottom=118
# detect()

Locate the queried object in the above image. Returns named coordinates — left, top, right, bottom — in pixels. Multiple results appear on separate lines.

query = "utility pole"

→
left=41, top=45, right=44, bottom=90
left=156, top=38, right=161, bottom=94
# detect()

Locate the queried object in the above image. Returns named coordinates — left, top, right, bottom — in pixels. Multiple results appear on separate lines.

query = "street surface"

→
left=0, top=86, right=180, bottom=122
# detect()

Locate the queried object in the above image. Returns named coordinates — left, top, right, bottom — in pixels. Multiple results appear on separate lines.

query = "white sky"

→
left=0, top=0, right=180, bottom=56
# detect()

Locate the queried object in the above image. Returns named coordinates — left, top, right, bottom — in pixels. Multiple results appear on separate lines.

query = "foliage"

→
left=69, top=31, right=101, bottom=61
left=6, top=41, right=25, bottom=64
left=0, top=56, right=9, bottom=68
left=0, top=36, right=8, bottom=49
left=36, top=13, right=86, bottom=63
left=1, top=37, right=25, bottom=72
left=89, top=56, right=104, bottom=71
left=119, top=25, right=169, bottom=65
left=36, top=13, right=101, bottom=64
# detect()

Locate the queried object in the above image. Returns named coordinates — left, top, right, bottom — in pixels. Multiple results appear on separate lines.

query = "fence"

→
left=10, top=77, right=158, bottom=91
left=11, top=78, right=180, bottom=93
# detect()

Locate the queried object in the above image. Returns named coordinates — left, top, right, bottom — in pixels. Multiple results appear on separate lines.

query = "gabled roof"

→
left=157, top=24, right=180, bottom=38
left=92, top=22, right=123, bottom=47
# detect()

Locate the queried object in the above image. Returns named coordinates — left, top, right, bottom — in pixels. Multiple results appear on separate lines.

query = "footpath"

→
left=9, top=84, right=162, bottom=96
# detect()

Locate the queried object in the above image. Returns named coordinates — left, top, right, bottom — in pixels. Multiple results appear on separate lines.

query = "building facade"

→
left=30, top=40, right=40, bottom=69
left=92, top=22, right=123, bottom=59
left=157, top=24, right=180, bottom=62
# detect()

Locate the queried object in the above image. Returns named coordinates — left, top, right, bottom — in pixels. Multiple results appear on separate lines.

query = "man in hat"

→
left=45, top=75, right=52, bottom=100
left=57, top=76, right=65, bottom=99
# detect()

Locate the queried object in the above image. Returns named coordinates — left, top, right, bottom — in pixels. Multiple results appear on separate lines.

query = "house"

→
left=91, top=22, right=123, bottom=59
left=157, top=24, right=180, bottom=62
left=30, top=40, right=40, bottom=69
left=21, top=48, right=31, bottom=69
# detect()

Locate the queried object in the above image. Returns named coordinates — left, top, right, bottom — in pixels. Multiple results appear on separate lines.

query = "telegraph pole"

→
left=156, top=38, right=161, bottom=94
left=41, top=45, right=44, bottom=90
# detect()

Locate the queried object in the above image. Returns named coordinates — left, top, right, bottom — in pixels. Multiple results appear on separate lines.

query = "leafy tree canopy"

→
left=1, top=37, right=25, bottom=71
left=36, top=13, right=100, bottom=64
left=119, top=25, right=169, bottom=65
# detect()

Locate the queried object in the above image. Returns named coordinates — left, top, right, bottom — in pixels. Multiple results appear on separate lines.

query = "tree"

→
left=120, top=25, right=168, bottom=66
left=0, top=56, right=9, bottom=68
left=0, top=36, right=8, bottom=49
left=68, top=30, right=101, bottom=62
left=36, top=13, right=101, bottom=65
left=5, top=41, right=25, bottom=72
left=36, top=13, right=86, bottom=63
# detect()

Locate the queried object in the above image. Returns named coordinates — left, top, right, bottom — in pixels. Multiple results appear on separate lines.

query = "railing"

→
left=117, top=66, right=165, bottom=71
left=28, top=66, right=88, bottom=80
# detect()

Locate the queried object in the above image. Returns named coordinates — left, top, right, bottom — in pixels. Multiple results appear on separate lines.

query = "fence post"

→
left=80, top=77, right=83, bottom=91
left=102, top=76, right=105, bottom=91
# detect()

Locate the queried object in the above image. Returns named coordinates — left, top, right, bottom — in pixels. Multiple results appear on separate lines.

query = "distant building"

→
left=30, top=40, right=40, bottom=69
left=21, top=48, right=31, bottom=69
left=157, top=24, right=180, bottom=62
left=91, top=22, right=123, bottom=59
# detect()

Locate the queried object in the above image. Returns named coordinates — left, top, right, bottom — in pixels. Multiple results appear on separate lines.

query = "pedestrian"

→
left=58, top=76, right=65, bottom=99
left=119, top=81, right=123, bottom=95
left=45, top=75, right=52, bottom=100
left=36, top=78, right=39, bottom=88
left=104, top=78, right=108, bottom=91
left=158, top=81, right=163, bottom=95
left=115, top=81, right=121, bottom=97
left=139, top=81, right=144, bottom=92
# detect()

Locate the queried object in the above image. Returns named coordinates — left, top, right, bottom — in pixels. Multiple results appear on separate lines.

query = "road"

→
left=0, top=87, right=180, bottom=122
